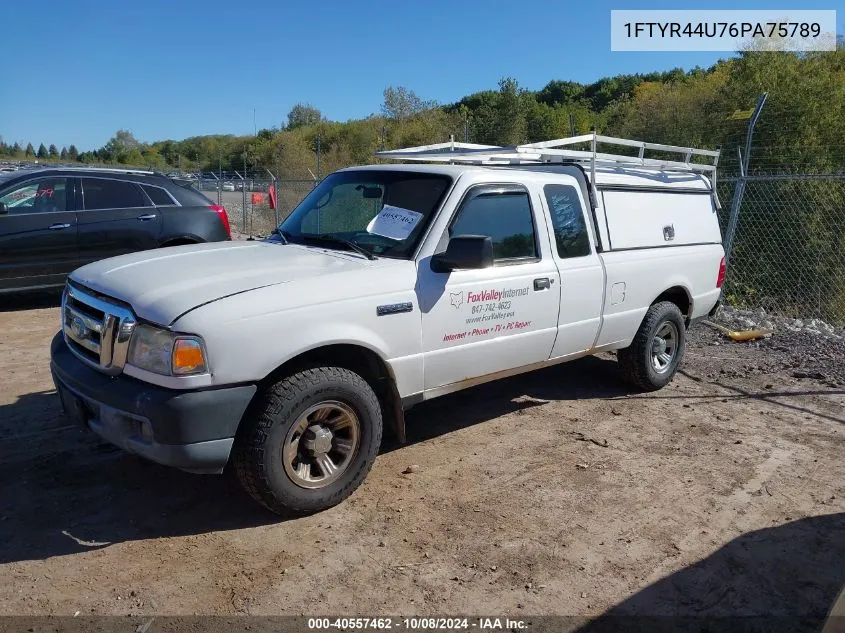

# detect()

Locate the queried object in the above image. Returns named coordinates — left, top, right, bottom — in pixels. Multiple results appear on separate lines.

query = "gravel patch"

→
left=692, top=305, right=845, bottom=386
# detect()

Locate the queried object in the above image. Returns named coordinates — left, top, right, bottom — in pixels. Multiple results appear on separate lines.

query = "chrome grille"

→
left=62, top=283, right=136, bottom=375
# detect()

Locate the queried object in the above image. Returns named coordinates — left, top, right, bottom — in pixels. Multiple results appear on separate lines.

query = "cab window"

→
left=543, top=184, right=591, bottom=258
left=450, top=186, right=538, bottom=262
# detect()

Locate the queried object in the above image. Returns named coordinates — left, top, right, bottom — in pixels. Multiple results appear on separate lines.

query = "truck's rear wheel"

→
left=233, top=367, right=382, bottom=515
left=617, top=301, right=686, bottom=391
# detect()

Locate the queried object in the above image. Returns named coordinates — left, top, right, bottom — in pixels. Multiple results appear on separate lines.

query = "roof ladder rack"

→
left=375, top=132, right=722, bottom=208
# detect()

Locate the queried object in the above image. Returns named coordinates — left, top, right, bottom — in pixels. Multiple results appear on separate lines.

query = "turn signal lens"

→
left=172, top=338, right=207, bottom=375
left=716, top=256, right=727, bottom=288
left=210, top=204, right=231, bottom=238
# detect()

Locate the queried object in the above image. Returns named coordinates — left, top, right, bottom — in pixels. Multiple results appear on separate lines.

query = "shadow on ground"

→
left=0, top=355, right=631, bottom=565
left=0, top=288, right=62, bottom=312
left=1, top=352, right=841, bottom=570
left=571, top=513, right=845, bottom=633
left=392, top=354, right=633, bottom=449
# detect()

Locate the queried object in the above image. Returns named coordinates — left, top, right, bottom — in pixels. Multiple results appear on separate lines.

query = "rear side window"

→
left=165, top=179, right=214, bottom=206
left=450, top=188, right=538, bottom=261
left=543, top=184, right=590, bottom=258
left=142, top=184, right=176, bottom=206
left=81, top=178, right=149, bottom=210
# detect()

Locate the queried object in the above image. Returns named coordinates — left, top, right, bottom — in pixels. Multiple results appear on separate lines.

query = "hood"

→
left=69, top=241, right=376, bottom=325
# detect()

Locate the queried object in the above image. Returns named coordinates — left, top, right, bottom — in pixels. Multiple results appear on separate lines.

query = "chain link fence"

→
left=717, top=175, right=845, bottom=324
left=219, top=179, right=317, bottom=238
left=223, top=155, right=845, bottom=326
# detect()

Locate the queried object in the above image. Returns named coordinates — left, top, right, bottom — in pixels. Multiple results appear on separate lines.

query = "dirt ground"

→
left=1, top=292, right=843, bottom=626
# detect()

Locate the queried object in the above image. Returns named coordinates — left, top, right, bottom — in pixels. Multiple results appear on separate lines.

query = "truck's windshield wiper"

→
left=298, top=233, right=377, bottom=260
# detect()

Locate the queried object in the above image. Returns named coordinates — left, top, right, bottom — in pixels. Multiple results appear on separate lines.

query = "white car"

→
left=50, top=134, right=726, bottom=515
left=222, top=181, right=235, bottom=192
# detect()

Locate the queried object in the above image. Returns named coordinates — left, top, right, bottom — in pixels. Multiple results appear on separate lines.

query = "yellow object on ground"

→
left=702, top=320, right=773, bottom=342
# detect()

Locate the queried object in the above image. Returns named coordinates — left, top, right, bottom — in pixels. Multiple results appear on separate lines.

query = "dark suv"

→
left=0, top=167, right=232, bottom=293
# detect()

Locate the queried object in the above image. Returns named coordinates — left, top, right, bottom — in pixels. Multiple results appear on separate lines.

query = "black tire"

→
left=233, top=366, right=382, bottom=516
left=617, top=301, right=686, bottom=392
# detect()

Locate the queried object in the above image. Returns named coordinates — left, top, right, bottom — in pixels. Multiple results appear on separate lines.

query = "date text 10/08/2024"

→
left=307, top=617, right=528, bottom=630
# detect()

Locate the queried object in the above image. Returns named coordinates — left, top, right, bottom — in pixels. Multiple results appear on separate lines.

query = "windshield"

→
left=279, top=170, right=452, bottom=259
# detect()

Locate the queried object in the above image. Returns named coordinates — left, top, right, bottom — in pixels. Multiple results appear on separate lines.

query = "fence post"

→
left=217, top=155, right=222, bottom=206
left=723, top=92, right=768, bottom=268
left=242, top=152, right=248, bottom=234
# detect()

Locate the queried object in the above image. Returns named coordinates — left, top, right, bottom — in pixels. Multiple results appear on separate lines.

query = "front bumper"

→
left=50, top=332, right=256, bottom=474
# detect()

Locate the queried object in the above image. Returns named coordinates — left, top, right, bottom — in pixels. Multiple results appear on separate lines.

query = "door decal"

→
left=441, top=284, right=533, bottom=342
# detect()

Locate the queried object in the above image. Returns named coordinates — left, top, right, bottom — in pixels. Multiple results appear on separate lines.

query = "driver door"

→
left=0, top=176, right=78, bottom=291
left=418, top=183, right=561, bottom=391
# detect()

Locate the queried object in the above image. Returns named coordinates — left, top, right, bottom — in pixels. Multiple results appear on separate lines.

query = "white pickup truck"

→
left=50, top=135, right=726, bottom=515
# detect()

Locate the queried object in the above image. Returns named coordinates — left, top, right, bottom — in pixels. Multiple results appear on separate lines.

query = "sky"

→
left=0, top=0, right=840, bottom=151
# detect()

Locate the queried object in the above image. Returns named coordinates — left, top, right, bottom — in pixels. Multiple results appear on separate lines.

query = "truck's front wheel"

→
left=233, top=367, right=383, bottom=515
left=617, top=301, right=686, bottom=391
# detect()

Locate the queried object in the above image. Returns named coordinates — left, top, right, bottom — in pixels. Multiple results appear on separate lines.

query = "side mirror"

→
left=431, top=235, right=494, bottom=273
left=0, top=202, right=7, bottom=216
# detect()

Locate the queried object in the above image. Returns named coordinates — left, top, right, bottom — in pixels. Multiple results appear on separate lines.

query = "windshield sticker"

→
left=366, top=205, right=423, bottom=240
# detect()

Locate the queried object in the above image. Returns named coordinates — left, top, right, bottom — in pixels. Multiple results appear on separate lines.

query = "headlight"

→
left=127, top=324, right=209, bottom=376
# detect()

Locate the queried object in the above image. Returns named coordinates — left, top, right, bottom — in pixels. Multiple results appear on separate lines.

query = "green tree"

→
left=60, top=147, right=68, bottom=159
left=537, top=80, right=585, bottom=106
left=37, top=143, right=48, bottom=159
left=12, top=142, right=22, bottom=156
left=125, top=149, right=144, bottom=166
left=287, top=103, right=323, bottom=129
left=256, top=127, right=277, bottom=141
left=67, top=144, right=79, bottom=161
left=141, top=148, right=166, bottom=169
left=48, top=144, right=59, bottom=158
left=449, top=90, right=498, bottom=144
left=102, top=129, right=141, bottom=163
left=493, top=77, right=528, bottom=146
left=381, top=86, right=435, bottom=120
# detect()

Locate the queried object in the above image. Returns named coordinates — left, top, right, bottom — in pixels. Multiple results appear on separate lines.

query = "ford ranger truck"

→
left=50, top=136, right=726, bottom=515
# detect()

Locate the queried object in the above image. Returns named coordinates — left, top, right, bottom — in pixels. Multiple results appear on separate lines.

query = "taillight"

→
left=716, top=256, right=726, bottom=288
left=210, top=204, right=231, bottom=238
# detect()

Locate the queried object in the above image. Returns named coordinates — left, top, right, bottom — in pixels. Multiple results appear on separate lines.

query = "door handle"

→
left=534, top=277, right=551, bottom=291
left=136, top=214, right=157, bottom=221
left=48, top=223, right=71, bottom=230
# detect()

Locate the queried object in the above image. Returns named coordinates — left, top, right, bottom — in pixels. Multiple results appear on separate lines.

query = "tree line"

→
left=1, top=42, right=844, bottom=319
left=0, top=141, right=80, bottom=162
left=4, top=43, right=842, bottom=179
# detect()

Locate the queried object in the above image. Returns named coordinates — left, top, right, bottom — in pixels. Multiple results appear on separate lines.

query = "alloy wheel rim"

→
left=282, top=401, right=360, bottom=489
left=651, top=321, right=679, bottom=374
